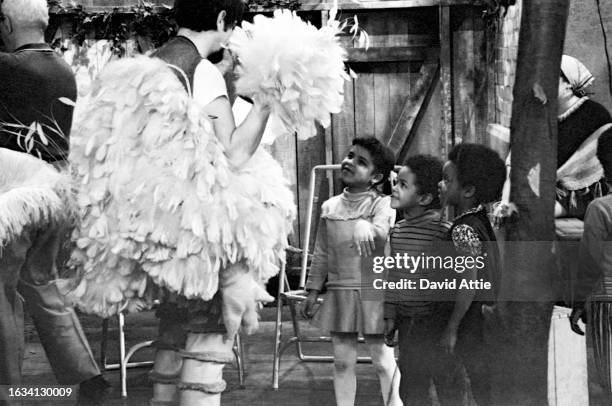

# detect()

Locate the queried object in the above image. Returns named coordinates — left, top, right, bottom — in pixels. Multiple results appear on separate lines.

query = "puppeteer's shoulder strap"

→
left=151, top=36, right=202, bottom=97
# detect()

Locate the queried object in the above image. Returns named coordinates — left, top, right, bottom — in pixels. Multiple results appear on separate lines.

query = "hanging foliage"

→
left=47, top=0, right=301, bottom=55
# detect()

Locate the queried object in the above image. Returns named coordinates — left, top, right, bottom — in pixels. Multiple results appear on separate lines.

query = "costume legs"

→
left=152, top=293, right=229, bottom=406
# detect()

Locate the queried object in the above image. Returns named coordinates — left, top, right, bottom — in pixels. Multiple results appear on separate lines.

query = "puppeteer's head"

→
left=175, top=0, right=245, bottom=42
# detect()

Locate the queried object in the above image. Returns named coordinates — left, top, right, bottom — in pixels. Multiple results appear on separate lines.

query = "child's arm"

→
left=302, top=218, right=329, bottom=318
left=353, top=197, right=395, bottom=256
left=440, top=224, right=481, bottom=353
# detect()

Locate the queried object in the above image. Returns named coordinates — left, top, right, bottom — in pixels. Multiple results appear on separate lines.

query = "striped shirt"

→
left=384, top=209, right=451, bottom=319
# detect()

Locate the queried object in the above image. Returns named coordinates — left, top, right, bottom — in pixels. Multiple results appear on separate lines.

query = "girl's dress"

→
left=306, top=188, right=395, bottom=334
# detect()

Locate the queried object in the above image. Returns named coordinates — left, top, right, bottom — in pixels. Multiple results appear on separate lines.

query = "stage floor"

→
left=21, top=306, right=611, bottom=405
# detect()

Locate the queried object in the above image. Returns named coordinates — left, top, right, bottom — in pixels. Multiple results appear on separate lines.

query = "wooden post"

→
left=439, top=4, right=453, bottom=154
left=496, top=1, right=570, bottom=404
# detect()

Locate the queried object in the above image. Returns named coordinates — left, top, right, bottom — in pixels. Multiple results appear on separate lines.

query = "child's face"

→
left=390, top=166, right=422, bottom=210
left=438, top=161, right=462, bottom=207
left=341, top=145, right=380, bottom=190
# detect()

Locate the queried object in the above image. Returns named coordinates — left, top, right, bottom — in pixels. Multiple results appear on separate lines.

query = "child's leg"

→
left=365, top=335, right=402, bottom=406
left=331, top=333, right=358, bottom=406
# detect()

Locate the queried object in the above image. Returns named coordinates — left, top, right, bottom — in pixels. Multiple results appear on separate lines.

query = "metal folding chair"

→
left=100, top=311, right=245, bottom=397
left=271, top=164, right=372, bottom=390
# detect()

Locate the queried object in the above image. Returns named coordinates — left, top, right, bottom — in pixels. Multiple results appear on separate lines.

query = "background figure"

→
left=570, top=128, right=612, bottom=399
left=497, top=55, right=612, bottom=221
left=0, top=0, right=108, bottom=404
left=556, top=55, right=612, bottom=219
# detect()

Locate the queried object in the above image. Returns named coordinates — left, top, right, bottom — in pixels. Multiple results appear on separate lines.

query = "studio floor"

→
left=20, top=305, right=612, bottom=406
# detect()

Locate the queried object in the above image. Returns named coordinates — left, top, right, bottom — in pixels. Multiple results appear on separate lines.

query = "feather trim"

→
left=230, top=9, right=349, bottom=140
left=0, top=148, right=70, bottom=247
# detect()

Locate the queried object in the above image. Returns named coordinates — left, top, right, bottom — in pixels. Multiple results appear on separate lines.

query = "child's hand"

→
left=384, top=319, right=397, bottom=347
left=439, top=326, right=458, bottom=354
left=353, top=219, right=375, bottom=257
left=569, top=306, right=587, bottom=335
left=301, top=290, right=319, bottom=319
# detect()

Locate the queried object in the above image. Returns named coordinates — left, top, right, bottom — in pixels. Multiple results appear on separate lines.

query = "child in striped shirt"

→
left=384, top=155, right=459, bottom=406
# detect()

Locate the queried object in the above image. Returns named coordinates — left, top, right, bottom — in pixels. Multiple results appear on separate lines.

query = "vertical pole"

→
left=497, top=1, right=570, bottom=404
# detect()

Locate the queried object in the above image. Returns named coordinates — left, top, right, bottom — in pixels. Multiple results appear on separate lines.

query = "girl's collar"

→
left=342, top=187, right=377, bottom=201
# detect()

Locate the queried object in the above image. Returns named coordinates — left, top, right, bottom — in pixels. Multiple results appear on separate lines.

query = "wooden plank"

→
left=374, top=66, right=391, bottom=139
left=386, top=61, right=439, bottom=151
left=331, top=76, right=356, bottom=193
left=73, top=0, right=481, bottom=13
left=347, top=46, right=427, bottom=62
left=296, top=130, right=326, bottom=248
left=439, top=5, right=453, bottom=154
left=387, top=62, right=412, bottom=156
left=266, top=134, right=299, bottom=246
left=300, top=0, right=480, bottom=11
left=354, top=71, right=375, bottom=138
left=362, top=34, right=435, bottom=48
left=472, top=11, right=488, bottom=145
left=321, top=9, right=335, bottom=197
left=452, top=7, right=475, bottom=143
left=369, top=11, right=390, bottom=140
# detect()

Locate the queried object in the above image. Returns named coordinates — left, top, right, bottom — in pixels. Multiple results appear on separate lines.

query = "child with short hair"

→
left=301, top=137, right=402, bottom=406
left=438, top=143, right=506, bottom=406
left=383, top=155, right=460, bottom=405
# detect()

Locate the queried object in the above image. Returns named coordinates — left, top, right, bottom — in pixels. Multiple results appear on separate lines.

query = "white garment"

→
left=193, top=59, right=228, bottom=107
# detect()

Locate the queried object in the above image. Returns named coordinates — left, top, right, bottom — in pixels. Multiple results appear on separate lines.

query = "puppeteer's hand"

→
left=353, top=219, right=375, bottom=257
left=215, top=47, right=237, bottom=77
left=384, top=319, right=397, bottom=347
left=220, top=264, right=274, bottom=341
left=569, top=307, right=587, bottom=336
left=300, top=290, right=319, bottom=319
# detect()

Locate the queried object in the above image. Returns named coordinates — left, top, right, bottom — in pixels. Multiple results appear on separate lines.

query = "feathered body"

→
left=0, top=148, right=71, bottom=247
left=68, top=56, right=296, bottom=317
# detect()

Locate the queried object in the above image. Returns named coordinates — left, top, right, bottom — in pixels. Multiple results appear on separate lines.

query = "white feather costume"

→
left=67, top=56, right=296, bottom=317
left=0, top=148, right=71, bottom=247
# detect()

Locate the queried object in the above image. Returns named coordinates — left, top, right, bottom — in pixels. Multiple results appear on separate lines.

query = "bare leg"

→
left=366, top=336, right=402, bottom=406
left=331, top=333, right=358, bottom=406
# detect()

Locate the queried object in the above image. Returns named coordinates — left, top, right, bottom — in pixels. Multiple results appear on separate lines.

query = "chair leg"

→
left=233, top=334, right=245, bottom=388
left=119, top=312, right=127, bottom=398
left=272, top=285, right=284, bottom=390
left=100, top=318, right=109, bottom=370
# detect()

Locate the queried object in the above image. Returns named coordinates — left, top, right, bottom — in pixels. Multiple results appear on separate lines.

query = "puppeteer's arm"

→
left=205, top=96, right=270, bottom=167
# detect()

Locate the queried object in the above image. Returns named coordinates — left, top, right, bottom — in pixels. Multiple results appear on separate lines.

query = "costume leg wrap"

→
left=151, top=303, right=187, bottom=406
left=178, top=332, right=234, bottom=406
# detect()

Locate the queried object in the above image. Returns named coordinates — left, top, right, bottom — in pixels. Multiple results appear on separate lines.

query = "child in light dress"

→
left=302, top=137, right=402, bottom=406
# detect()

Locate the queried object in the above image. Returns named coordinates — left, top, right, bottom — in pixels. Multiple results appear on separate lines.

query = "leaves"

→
left=58, top=97, right=76, bottom=107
